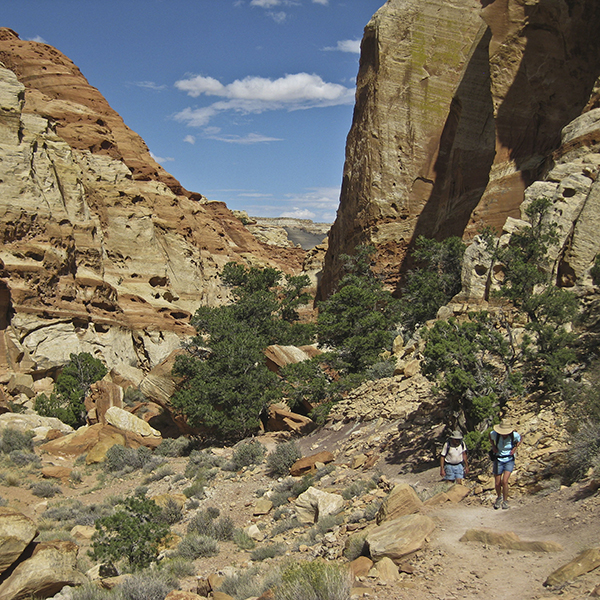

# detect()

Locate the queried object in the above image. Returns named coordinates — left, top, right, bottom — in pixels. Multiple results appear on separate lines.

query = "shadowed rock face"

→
left=0, top=29, right=304, bottom=376
left=319, top=0, right=600, bottom=299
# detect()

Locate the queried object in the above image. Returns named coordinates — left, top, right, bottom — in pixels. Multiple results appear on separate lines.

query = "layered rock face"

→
left=319, top=0, right=600, bottom=298
left=0, top=29, right=303, bottom=378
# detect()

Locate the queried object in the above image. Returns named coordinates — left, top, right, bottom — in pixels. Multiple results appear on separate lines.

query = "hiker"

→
left=489, top=421, right=521, bottom=509
left=440, top=430, right=469, bottom=484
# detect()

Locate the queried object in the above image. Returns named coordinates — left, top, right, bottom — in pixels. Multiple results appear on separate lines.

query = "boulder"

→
left=266, top=405, right=314, bottom=435
left=253, top=499, right=273, bottom=516
left=84, top=381, right=123, bottom=425
left=244, top=524, right=264, bottom=542
left=460, top=529, right=563, bottom=552
left=70, top=526, right=95, bottom=541
left=290, top=451, right=334, bottom=476
left=0, top=413, right=73, bottom=440
left=372, top=557, right=399, bottom=583
left=41, top=466, right=72, bottom=483
left=0, top=508, right=38, bottom=575
left=349, top=556, right=373, bottom=579
left=544, top=548, right=600, bottom=587
left=104, top=406, right=161, bottom=437
left=376, top=483, right=422, bottom=524
left=7, top=374, right=35, bottom=398
left=366, top=514, right=435, bottom=563
left=165, top=593, right=204, bottom=600
left=295, top=487, right=344, bottom=524
left=0, top=540, right=88, bottom=600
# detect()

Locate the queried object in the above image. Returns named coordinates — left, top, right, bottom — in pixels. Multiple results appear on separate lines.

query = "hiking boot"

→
left=502, top=500, right=510, bottom=510
left=493, top=497, right=502, bottom=509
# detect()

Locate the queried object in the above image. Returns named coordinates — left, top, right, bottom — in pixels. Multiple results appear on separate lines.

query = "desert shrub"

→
left=185, top=450, right=225, bottom=479
left=291, top=475, right=314, bottom=498
left=159, top=498, right=183, bottom=525
left=31, top=481, right=62, bottom=498
left=43, top=499, right=110, bottom=527
left=176, top=533, right=219, bottom=559
left=314, top=514, right=343, bottom=534
left=276, top=560, right=352, bottom=600
left=0, top=428, right=34, bottom=453
left=142, top=455, right=167, bottom=474
left=71, top=583, right=113, bottom=600
left=144, top=465, right=174, bottom=483
left=363, top=500, right=382, bottom=522
left=159, top=556, right=195, bottom=579
left=364, top=359, right=396, bottom=381
left=267, top=441, right=302, bottom=478
left=250, top=542, right=286, bottom=562
left=213, top=515, right=235, bottom=540
left=9, top=450, right=41, bottom=467
left=341, top=479, right=376, bottom=500
left=220, top=565, right=283, bottom=600
left=3, top=472, right=20, bottom=487
left=116, top=571, right=175, bottom=600
left=313, top=464, right=336, bottom=481
left=271, top=517, right=301, bottom=537
left=233, top=528, right=256, bottom=550
left=232, top=439, right=266, bottom=470
left=206, top=506, right=220, bottom=519
left=90, top=496, right=170, bottom=570
left=183, top=480, right=205, bottom=499
left=343, top=534, right=368, bottom=561
left=186, top=508, right=232, bottom=540
left=36, top=529, right=76, bottom=542
left=566, top=421, right=600, bottom=481
left=122, top=387, right=148, bottom=407
left=156, top=436, right=194, bottom=457
left=104, top=445, right=154, bottom=474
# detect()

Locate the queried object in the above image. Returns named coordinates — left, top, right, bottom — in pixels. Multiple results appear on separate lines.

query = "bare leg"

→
left=494, top=474, right=502, bottom=497
left=502, top=471, right=511, bottom=500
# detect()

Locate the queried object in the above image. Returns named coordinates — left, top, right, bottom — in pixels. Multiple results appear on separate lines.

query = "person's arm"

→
left=440, top=453, right=446, bottom=477
left=462, top=447, right=469, bottom=474
left=510, top=433, right=521, bottom=456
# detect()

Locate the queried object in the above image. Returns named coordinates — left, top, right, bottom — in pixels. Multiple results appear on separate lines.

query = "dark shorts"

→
left=493, top=458, right=515, bottom=476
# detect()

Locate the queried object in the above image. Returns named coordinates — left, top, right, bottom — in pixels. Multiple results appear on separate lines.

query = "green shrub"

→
left=144, top=465, right=174, bottom=483
left=232, top=439, right=266, bottom=470
left=9, top=450, right=41, bottom=468
left=364, top=360, right=396, bottom=381
left=0, top=428, right=34, bottom=453
left=104, top=445, right=154, bottom=474
left=71, top=583, right=113, bottom=600
left=250, top=542, right=286, bottom=562
left=36, top=352, right=107, bottom=427
left=122, top=387, right=148, bottom=407
left=116, top=571, right=175, bottom=600
left=233, top=528, right=256, bottom=550
left=159, top=556, right=196, bottom=579
left=185, top=450, right=225, bottom=479
left=566, top=420, right=600, bottom=481
left=160, top=498, right=183, bottom=525
left=183, top=480, right=205, bottom=499
left=31, top=481, right=62, bottom=498
left=271, top=517, right=301, bottom=537
left=276, top=560, right=352, bottom=600
left=220, top=565, right=283, bottom=600
left=267, top=441, right=302, bottom=478
left=90, top=496, right=170, bottom=570
left=176, top=533, right=219, bottom=559
left=155, top=436, right=194, bottom=457
left=341, top=479, right=376, bottom=500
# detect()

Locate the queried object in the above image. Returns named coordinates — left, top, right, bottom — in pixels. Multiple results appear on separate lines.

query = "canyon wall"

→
left=319, top=0, right=600, bottom=299
left=0, top=29, right=303, bottom=380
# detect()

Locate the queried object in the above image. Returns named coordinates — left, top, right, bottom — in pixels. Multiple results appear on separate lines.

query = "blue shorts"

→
left=443, top=462, right=464, bottom=480
left=494, top=458, right=515, bottom=476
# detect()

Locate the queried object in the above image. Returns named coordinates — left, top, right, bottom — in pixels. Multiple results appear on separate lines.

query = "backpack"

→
left=489, top=431, right=515, bottom=461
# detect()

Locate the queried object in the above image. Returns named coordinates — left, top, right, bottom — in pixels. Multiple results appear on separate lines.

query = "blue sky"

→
left=4, top=0, right=385, bottom=223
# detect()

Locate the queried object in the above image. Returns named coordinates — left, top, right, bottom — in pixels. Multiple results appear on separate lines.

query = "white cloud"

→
left=280, top=187, right=340, bottom=222
left=323, top=39, right=361, bottom=53
left=28, top=35, right=48, bottom=44
left=133, top=81, right=166, bottom=91
left=267, top=11, right=288, bottom=23
left=205, top=132, right=283, bottom=144
left=280, top=208, right=317, bottom=219
left=183, top=135, right=196, bottom=144
left=312, top=0, right=329, bottom=4
left=174, top=73, right=354, bottom=127
left=150, top=152, right=174, bottom=164
left=250, top=0, right=281, bottom=6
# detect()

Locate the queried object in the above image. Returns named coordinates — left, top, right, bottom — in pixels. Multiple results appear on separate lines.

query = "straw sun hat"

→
left=493, top=420, right=514, bottom=436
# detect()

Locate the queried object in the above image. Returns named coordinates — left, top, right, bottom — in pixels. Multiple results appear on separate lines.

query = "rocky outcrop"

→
left=460, top=529, right=563, bottom=552
left=294, top=487, right=345, bottom=524
left=0, top=508, right=37, bottom=575
left=319, top=0, right=600, bottom=299
left=0, top=29, right=304, bottom=382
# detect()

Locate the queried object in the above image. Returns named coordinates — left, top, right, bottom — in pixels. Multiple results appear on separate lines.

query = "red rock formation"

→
left=319, top=0, right=600, bottom=299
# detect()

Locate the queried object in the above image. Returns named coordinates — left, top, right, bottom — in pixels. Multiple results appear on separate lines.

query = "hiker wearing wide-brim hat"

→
left=489, top=420, right=521, bottom=510
left=440, top=430, right=469, bottom=485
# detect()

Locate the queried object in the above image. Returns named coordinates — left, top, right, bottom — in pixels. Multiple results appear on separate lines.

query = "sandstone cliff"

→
left=0, top=29, right=304, bottom=380
left=319, top=0, right=600, bottom=299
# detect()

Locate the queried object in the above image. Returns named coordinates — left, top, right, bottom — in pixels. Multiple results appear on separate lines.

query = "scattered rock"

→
left=104, top=406, right=161, bottom=438
left=290, top=451, right=334, bottom=476
left=349, top=556, right=373, bottom=579
left=366, top=514, right=436, bottom=563
left=41, top=466, right=72, bottom=483
left=460, top=529, right=563, bottom=552
left=0, top=541, right=88, bottom=600
left=373, top=556, right=399, bottom=583
left=253, top=499, right=273, bottom=515
left=0, top=508, right=38, bottom=575
left=544, top=548, right=600, bottom=587
left=376, top=483, right=422, bottom=524
left=295, top=487, right=344, bottom=524
left=266, top=405, right=314, bottom=435
left=165, top=592, right=204, bottom=600
left=70, top=526, right=95, bottom=541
